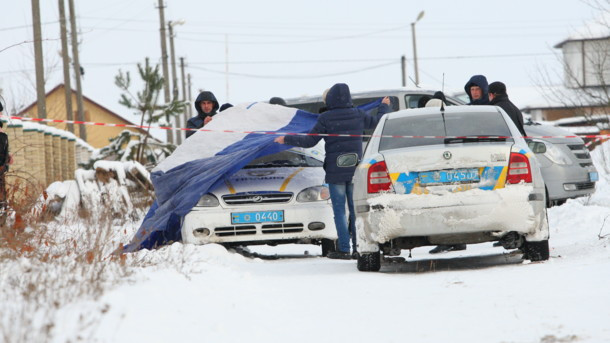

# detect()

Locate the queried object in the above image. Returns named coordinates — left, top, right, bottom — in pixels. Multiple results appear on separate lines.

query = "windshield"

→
left=379, top=111, right=513, bottom=151
left=245, top=149, right=323, bottom=168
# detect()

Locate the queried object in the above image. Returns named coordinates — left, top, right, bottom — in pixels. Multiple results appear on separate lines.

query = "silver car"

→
left=353, top=106, right=549, bottom=271
left=524, top=123, right=598, bottom=206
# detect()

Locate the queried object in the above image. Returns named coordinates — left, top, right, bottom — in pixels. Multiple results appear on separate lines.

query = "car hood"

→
left=209, top=167, right=325, bottom=196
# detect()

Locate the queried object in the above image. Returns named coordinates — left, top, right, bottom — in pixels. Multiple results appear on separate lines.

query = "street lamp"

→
left=411, top=10, right=425, bottom=86
left=168, top=19, right=185, bottom=143
left=168, top=19, right=185, bottom=100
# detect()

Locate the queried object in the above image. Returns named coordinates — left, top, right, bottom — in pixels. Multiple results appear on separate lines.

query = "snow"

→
left=2, top=143, right=610, bottom=342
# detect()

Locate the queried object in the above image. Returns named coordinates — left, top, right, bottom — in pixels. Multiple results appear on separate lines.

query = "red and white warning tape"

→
left=585, top=136, right=607, bottom=147
left=3, top=114, right=610, bottom=140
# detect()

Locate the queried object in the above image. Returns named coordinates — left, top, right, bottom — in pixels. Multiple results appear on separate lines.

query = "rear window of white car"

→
left=379, top=111, right=513, bottom=150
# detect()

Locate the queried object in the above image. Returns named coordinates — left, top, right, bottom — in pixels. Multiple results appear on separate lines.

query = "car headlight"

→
left=543, top=142, right=573, bottom=165
left=197, top=194, right=219, bottom=207
left=296, top=186, right=330, bottom=202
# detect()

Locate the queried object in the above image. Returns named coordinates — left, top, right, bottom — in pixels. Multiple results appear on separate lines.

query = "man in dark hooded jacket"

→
left=274, top=83, right=390, bottom=259
left=464, top=74, right=490, bottom=105
left=488, top=81, right=527, bottom=137
left=186, top=91, right=219, bottom=138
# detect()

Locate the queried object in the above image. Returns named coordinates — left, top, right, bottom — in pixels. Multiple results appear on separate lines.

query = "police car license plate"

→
left=419, top=168, right=480, bottom=184
left=231, top=210, right=284, bottom=224
left=589, top=172, right=599, bottom=182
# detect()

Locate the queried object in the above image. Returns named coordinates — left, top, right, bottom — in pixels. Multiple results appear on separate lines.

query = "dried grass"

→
left=0, top=180, right=153, bottom=343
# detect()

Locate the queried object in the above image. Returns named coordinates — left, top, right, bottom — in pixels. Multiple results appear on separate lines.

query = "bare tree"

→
left=535, top=3, right=609, bottom=126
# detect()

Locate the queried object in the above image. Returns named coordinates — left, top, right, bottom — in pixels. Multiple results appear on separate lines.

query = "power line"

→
left=189, top=61, right=398, bottom=79
left=0, top=51, right=558, bottom=75
left=0, top=20, right=60, bottom=32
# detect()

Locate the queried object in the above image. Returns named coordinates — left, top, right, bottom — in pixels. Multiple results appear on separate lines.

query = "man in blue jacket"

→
left=186, top=91, right=219, bottom=138
left=275, top=83, right=390, bottom=259
left=464, top=74, right=490, bottom=105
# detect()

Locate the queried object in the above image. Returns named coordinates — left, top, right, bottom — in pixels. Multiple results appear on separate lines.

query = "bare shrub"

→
left=0, top=187, right=148, bottom=342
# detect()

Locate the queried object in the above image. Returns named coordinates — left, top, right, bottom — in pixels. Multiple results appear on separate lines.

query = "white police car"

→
left=353, top=105, right=550, bottom=271
left=181, top=145, right=337, bottom=255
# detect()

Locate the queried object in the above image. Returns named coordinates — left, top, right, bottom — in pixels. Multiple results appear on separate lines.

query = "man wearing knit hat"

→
left=488, top=81, right=527, bottom=137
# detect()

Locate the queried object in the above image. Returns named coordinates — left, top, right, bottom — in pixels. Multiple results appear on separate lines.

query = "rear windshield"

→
left=404, top=94, right=464, bottom=109
left=379, top=111, right=513, bottom=150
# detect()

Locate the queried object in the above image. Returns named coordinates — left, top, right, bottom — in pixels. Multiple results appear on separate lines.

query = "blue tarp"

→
left=124, top=99, right=383, bottom=252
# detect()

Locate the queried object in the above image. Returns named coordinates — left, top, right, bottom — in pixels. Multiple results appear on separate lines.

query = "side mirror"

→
left=528, top=140, right=547, bottom=154
left=336, top=153, right=359, bottom=167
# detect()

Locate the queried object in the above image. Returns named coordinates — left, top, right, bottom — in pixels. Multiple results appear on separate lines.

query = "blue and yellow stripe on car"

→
left=389, top=166, right=509, bottom=194
left=518, top=149, right=533, bottom=159
left=358, top=158, right=377, bottom=169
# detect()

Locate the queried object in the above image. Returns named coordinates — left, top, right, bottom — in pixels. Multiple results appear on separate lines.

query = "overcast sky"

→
left=0, top=0, right=602, bottom=139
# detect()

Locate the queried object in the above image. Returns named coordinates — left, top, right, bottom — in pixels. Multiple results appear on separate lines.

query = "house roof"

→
left=15, top=84, right=149, bottom=136
left=555, top=12, right=610, bottom=48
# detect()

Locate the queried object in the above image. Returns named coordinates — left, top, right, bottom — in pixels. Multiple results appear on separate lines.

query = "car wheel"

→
left=321, top=239, right=336, bottom=257
left=357, top=252, right=381, bottom=272
left=522, top=240, right=550, bottom=261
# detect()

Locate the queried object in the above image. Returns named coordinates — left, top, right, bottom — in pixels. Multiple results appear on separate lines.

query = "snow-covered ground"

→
left=2, top=142, right=610, bottom=343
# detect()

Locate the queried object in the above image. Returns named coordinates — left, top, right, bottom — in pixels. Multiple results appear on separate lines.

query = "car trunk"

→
left=380, top=142, right=514, bottom=195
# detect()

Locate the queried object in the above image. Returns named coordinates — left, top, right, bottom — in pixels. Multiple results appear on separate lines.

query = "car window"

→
left=245, top=150, right=323, bottom=168
left=288, top=101, right=324, bottom=113
left=404, top=94, right=464, bottom=109
left=352, top=96, right=400, bottom=113
left=379, top=111, right=514, bottom=150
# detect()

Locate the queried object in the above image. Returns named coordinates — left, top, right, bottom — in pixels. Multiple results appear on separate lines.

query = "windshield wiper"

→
left=444, top=137, right=508, bottom=144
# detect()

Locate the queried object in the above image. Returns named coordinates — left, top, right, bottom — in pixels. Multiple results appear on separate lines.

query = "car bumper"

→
left=355, top=185, right=548, bottom=252
left=541, top=165, right=596, bottom=201
left=182, top=202, right=337, bottom=245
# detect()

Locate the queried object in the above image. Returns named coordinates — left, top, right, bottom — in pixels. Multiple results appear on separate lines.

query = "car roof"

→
left=285, top=88, right=460, bottom=105
left=385, top=105, right=503, bottom=120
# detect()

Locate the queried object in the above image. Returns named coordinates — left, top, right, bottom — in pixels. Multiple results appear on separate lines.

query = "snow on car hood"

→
left=208, top=167, right=325, bottom=196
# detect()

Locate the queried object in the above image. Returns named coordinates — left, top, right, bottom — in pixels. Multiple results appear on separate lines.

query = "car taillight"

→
left=506, top=152, right=532, bottom=184
left=368, top=161, right=393, bottom=193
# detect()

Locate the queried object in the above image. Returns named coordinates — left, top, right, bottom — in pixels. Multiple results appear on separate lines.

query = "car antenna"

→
left=440, top=73, right=446, bottom=112
left=440, top=73, right=448, bottom=137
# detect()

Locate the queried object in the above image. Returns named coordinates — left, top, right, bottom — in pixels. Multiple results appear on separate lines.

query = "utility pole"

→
left=31, top=0, right=47, bottom=119
left=58, top=0, right=73, bottom=133
left=68, top=0, right=86, bottom=141
left=168, top=20, right=182, bottom=144
left=180, top=57, right=187, bottom=142
left=225, top=34, right=229, bottom=102
left=411, top=11, right=425, bottom=87
left=401, top=55, right=407, bottom=87
left=187, top=73, right=193, bottom=117
left=157, top=0, right=173, bottom=144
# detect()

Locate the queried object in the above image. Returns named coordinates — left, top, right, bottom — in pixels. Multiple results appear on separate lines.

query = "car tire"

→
left=522, top=240, right=550, bottom=262
left=321, top=239, right=336, bottom=257
left=357, top=252, right=381, bottom=272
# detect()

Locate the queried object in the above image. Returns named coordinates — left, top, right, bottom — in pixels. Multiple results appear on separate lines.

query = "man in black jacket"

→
left=488, top=81, right=527, bottom=138
left=274, top=83, right=390, bottom=259
left=0, top=114, right=12, bottom=209
left=186, top=91, right=219, bottom=138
